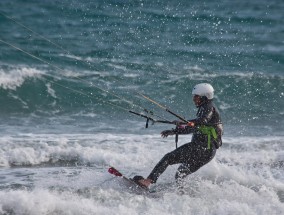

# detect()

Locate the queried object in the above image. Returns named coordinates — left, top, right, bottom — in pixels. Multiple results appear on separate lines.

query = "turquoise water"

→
left=0, top=1, right=284, bottom=214
left=0, top=0, right=283, bottom=135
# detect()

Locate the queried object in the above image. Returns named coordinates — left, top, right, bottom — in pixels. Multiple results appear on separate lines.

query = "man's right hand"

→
left=161, top=130, right=175, bottom=138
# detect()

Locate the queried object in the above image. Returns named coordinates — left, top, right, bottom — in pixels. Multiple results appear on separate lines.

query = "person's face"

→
left=193, top=95, right=202, bottom=107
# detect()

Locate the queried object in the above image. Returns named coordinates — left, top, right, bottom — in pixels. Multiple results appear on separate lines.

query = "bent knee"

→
left=161, top=152, right=177, bottom=165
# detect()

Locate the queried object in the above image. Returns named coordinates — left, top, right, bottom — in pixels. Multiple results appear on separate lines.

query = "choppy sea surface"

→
left=0, top=0, right=283, bottom=214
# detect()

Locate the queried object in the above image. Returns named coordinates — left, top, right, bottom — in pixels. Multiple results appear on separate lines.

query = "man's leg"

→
left=175, top=146, right=217, bottom=185
left=147, top=143, right=194, bottom=183
left=175, top=161, right=204, bottom=187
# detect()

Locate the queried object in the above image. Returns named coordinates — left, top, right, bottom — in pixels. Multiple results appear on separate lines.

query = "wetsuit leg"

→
left=147, top=142, right=196, bottom=183
left=147, top=142, right=216, bottom=184
left=174, top=163, right=191, bottom=189
left=175, top=147, right=216, bottom=184
left=175, top=163, right=191, bottom=181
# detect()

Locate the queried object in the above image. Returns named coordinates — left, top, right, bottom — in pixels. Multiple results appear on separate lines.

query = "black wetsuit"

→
left=147, top=99, right=223, bottom=184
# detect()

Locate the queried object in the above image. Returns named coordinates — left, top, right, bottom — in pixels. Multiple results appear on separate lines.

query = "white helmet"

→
left=192, top=83, right=214, bottom=99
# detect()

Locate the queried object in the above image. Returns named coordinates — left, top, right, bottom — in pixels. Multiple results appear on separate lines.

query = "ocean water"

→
left=0, top=0, right=283, bottom=214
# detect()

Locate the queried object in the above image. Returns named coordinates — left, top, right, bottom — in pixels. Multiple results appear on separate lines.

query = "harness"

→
left=198, top=125, right=217, bottom=149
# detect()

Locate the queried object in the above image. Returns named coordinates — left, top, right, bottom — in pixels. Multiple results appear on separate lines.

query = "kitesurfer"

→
left=136, top=83, right=224, bottom=188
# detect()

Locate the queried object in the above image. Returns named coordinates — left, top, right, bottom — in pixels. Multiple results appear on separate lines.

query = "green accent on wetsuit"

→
left=198, top=126, right=217, bottom=149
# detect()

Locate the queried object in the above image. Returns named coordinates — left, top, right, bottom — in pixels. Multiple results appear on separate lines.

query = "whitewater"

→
left=1, top=133, right=284, bottom=214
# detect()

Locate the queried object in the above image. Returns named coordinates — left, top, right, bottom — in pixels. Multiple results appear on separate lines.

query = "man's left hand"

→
left=161, top=130, right=175, bottom=138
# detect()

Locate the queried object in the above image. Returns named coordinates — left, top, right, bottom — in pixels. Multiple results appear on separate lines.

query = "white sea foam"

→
left=0, top=67, right=42, bottom=90
left=166, top=67, right=284, bottom=82
left=46, top=83, right=57, bottom=99
left=0, top=178, right=283, bottom=215
left=0, top=133, right=283, bottom=214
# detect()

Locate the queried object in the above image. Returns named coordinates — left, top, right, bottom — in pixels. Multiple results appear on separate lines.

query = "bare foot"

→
left=138, top=178, right=152, bottom=187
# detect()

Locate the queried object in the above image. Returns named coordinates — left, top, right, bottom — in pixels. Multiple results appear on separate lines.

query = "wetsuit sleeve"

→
left=174, top=125, right=195, bottom=135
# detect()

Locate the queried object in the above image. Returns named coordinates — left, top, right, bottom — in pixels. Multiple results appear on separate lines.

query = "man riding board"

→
left=135, top=83, right=224, bottom=188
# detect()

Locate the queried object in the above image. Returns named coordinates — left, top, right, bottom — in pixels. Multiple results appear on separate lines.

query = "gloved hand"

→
left=161, top=129, right=175, bottom=138
left=187, top=121, right=195, bottom=127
